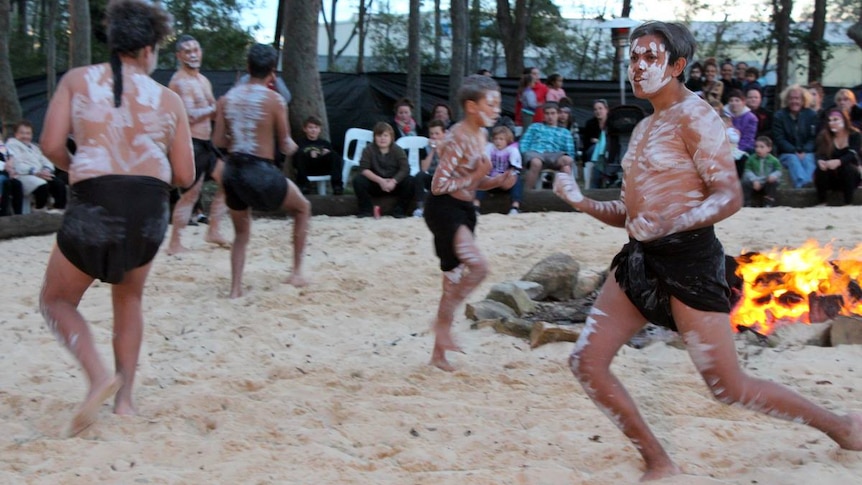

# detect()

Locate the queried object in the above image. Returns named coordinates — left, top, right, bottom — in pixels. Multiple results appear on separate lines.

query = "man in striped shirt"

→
left=519, top=101, right=576, bottom=190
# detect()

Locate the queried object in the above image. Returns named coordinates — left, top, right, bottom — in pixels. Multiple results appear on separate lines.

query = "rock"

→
left=486, top=282, right=536, bottom=316
left=830, top=316, right=862, bottom=346
left=530, top=321, right=582, bottom=348
left=522, top=253, right=580, bottom=301
left=768, top=322, right=832, bottom=347
left=572, top=268, right=606, bottom=300
left=465, top=300, right=517, bottom=321
left=490, top=317, right=533, bottom=339
left=512, top=280, right=545, bottom=300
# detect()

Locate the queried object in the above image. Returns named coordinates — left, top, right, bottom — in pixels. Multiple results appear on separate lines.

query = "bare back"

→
left=621, top=92, right=738, bottom=236
left=168, top=69, right=216, bottom=140
left=57, top=63, right=189, bottom=185
left=218, top=83, right=287, bottom=160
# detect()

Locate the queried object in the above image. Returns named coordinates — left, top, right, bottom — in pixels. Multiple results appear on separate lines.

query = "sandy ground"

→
left=2, top=207, right=862, bottom=484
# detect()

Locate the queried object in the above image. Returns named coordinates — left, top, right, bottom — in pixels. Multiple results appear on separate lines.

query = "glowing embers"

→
left=731, top=240, right=862, bottom=335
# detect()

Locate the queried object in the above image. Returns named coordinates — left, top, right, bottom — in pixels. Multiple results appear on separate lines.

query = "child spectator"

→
left=741, top=136, right=782, bottom=207
left=390, top=98, right=418, bottom=139
left=726, top=89, right=758, bottom=155
left=517, top=73, right=538, bottom=129
left=353, top=121, right=413, bottom=218
left=557, top=105, right=581, bottom=159
left=475, top=125, right=523, bottom=215
left=545, top=73, right=567, bottom=102
left=412, top=119, right=447, bottom=217
left=742, top=66, right=762, bottom=93
left=293, top=115, right=344, bottom=195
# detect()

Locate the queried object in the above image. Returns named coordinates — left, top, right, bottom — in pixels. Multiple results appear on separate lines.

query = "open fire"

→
left=731, top=240, right=862, bottom=335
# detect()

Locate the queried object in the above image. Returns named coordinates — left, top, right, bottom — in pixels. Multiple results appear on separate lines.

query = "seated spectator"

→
left=685, top=61, right=704, bottom=94
left=735, top=61, right=749, bottom=86
left=353, top=122, right=413, bottom=218
left=545, top=73, right=567, bottom=102
left=557, top=105, right=581, bottom=159
left=293, top=115, right=344, bottom=195
left=807, top=81, right=824, bottom=114
left=475, top=126, right=523, bottom=215
left=517, top=73, right=539, bottom=129
left=719, top=61, right=742, bottom=104
left=412, top=119, right=447, bottom=217
left=813, top=108, right=861, bottom=206
left=710, top=100, right=747, bottom=179
left=742, top=66, right=762, bottom=93
left=726, top=89, right=759, bottom=174
left=390, top=98, right=418, bottom=139
left=773, top=84, right=818, bottom=188
left=741, top=136, right=782, bottom=207
left=0, top=133, right=24, bottom=215
left=431, top=102, right=453, bottom=129
left=745, top=87, right=772, bottom=138
left=487, top=113, right=517, bottom=141
left=5, top=119, right=67, bottom=210
left=519, top=101, right=575, bottom=190
left=582, top=99, right=610, bottom=188
left=700, top=58, right=723, bottom=105
left=831, top=88, right=862, bottom=132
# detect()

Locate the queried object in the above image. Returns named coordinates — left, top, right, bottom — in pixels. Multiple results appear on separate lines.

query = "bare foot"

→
left=113, top=400, right=137, bottom=417
left=430, top=352, right=456, bottom=372
left=831, top=413, right=862, bottom=451
left=229, top=288, right=245, bottom=299
left=67, top=375, right=123, bottom=437
left=166, top=242, right=188, bottom=255
left=429, top=330, right=464, bottom=372
left=205, top=232, right=232, bottom=248
left=640, top=462, right=682, bottom=482
left=284, top=273, right=309, bottom=287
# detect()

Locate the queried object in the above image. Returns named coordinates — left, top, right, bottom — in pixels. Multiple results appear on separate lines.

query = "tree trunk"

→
left=847, top=4, right=862, bottom=50
left=407, top=0, right=421, bottom=121
left=808, top=0, right=826, bottom=83
left=468, top=0, right=481, bottom=73
left=356, top=0, right=371, bottom=73
left=46, top=0, right=57, bottom=97
left=324, top=0, right=336, bottom=70
left=283, top=0, right=328, bottom=139
left=496, top=0, right=530, bottom=77
left=450, top=0, right=468, bottom=119
left=621, top=0, right=632, bottom=18
left=773, top=0, right=792, bottom=111
left=274, top=0, right=285, bottom=49
left=0, top=0, right=21, bottom=132
left=68, top=0, right=90, bottom=67
left=434, top=0, right=442, bottom=66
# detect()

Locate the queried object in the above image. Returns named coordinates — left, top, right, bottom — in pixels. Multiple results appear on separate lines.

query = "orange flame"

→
left=731, top=240, right=862, bottom=334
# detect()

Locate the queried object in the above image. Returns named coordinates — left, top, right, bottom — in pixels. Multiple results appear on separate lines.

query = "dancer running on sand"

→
left=212, top=44, right=309, bottom=298
left=38, top=0, right=194, bottom=436
left=553, top=21, right=862, bottom=482
left=166, top=34, right=230, bottom=254
left=424, top=75, right=518, bottom=371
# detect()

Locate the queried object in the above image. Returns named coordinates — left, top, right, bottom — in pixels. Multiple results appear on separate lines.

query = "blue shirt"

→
left=519, top=123, right=575, bottom=158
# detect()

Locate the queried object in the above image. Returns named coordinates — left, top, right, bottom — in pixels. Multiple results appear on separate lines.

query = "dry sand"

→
left=2, top=207, right=862, bottom=484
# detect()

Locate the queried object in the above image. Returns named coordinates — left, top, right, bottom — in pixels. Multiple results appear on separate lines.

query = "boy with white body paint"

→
left=553, top=21, right=862, bottom=482
left=423, top=75, right=518, bottom=371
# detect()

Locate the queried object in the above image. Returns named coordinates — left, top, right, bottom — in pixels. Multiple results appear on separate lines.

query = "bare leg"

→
left=39, top=247, right=120, bottom=436
left=281, top=179, right=311, bottom=287
left=205, top=160, right=231, bottom=248
left=430, top=225, right=489, bottom=371
left=569, top=275, right=680, bottom=481
left=167, top=177, right=204, bottom=255
left=523, top=158, right=542, bottom=190
left=229, top=208, right=252, bottom=298
left=673, top=299, right=862, bottom=452
left=557, top=156, right=574, bottom=175
left=110, top=261, right=154, bottom=416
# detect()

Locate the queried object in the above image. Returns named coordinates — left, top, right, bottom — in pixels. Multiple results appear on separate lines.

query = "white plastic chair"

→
left=342, top=128, right=374, bottom=186
left=395, top=135, right=429, bottom=176
left=306, top=174, right=330, bottom=195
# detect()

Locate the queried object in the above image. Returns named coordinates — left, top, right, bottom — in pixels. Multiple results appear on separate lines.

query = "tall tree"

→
left=356, top=0, right=371, bottom=73
left=407, top=0, right=421, bottom=120
left=450, top=0, right=467, bottom=120
left=807, top=0, right=826, bottom=82
left=433, top=0, right=442, bottom=66
left=772, top=0, right=792, bottom=110
left=46, top=0, right=58, bottom=97
left=282, top=0, right=329, bottom=140
left=495, top=0, right=530, bottom=77
left=847, top=3, right=862, bottom=50
left=0, top=0, right=22, bottom=132
left=69, top=0, right=90, bottom=67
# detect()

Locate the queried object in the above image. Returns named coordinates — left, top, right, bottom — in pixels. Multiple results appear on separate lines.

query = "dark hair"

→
left=476, top=68, right=491, bottom=76
left=456, top=74, right=500, bottom=109
left=175, top=34, right=197, bottom=52
left=630, top=21, right=696, bottom=83
left=394, top=97, right=414, bottom=111
left=247, top=43, right=278, bottom=79
left=755, top=135, right=773, bottom=148
left=427, top=119, right=447, bottom=131
left=727, top=89, right=744, bottom=101
left=816, top=109, right=858, bottom=157
left=745, top=66, right=759, bottom=78
left=689, top=61, right=703, bottom=73
left=13, top=119, right=34, bottom=133
left=547, top=73, right=563, bottom=85
left=107, top=0, right=173, bottom=107
left=543, top=101, right=559, bottom=112
left=432, top=102, right=451, bottom=120
left=303, top=115, right=323, bottom=127
left=372, top=121, right=394, bottom=138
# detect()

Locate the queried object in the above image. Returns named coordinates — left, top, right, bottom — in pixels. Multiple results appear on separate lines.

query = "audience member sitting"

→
left=813, top=108, right=861, bottom=206
left=582, top=99, right=610, bottom=188
left=412, top=119, right=447, bottom=218
left=293, top=115, right=344, bottom=195
left=519, top=101, right=575, bottom=191
left=831, top=88, right=862, bottom=132
left=807, top=81, right=825, bottom=115
left=711, top=100, right=747, bottom=178
left=741, top=136, right=782, bottom=208
left=745, top=87, right=772, bottom=138
left=0, top=133, right=24, bottom=215
left=545, top=73, right=567, bottom=102
left=353, top=122, right=413, bottom=218
left=742, top=66, right=762, bottom=93
left=5, top=119, right=67, bottom=210
left=475, top=126, right=523, bottom=215
left=719, top=61, right=742, bottom=104
left=685, top=61, right=704, bottom=94
left=700, top=59, right=723, bottom=105
left=726, top=89, right=759, bottom=175
left=735, top=61, right=748, bottom=86
left=557, top=105, right=581, bottom=158
left=390, top=98, right=418, bottom=139
left=773, top=84, right=818, bottom=188
left=431, top=102, right=453, bottom=129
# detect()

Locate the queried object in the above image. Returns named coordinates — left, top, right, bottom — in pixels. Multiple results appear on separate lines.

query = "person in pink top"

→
left=545, top=73, right=567, bottom=102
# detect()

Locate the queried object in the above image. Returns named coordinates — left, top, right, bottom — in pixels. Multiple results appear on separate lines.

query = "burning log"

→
left=808, top=293, right=844, bottom=323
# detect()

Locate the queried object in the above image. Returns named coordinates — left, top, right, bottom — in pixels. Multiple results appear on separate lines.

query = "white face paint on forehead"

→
left=627, top=37, right=672, bottom=95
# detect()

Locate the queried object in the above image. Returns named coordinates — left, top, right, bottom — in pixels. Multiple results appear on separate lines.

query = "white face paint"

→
left=627, top=38, right=672, bottom=95
left=477, top=91, right=501, bottom=127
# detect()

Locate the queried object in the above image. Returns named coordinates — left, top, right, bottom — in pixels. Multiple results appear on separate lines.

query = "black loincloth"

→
left=222, top=152, right=288, bottom=211
left=57, top=175, right=170, bottom=284
left=612, top=226, right=731, bottom=331
left=424, top=194, right=477, bottom=272
left=183, top=138, right=221, bottom=187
